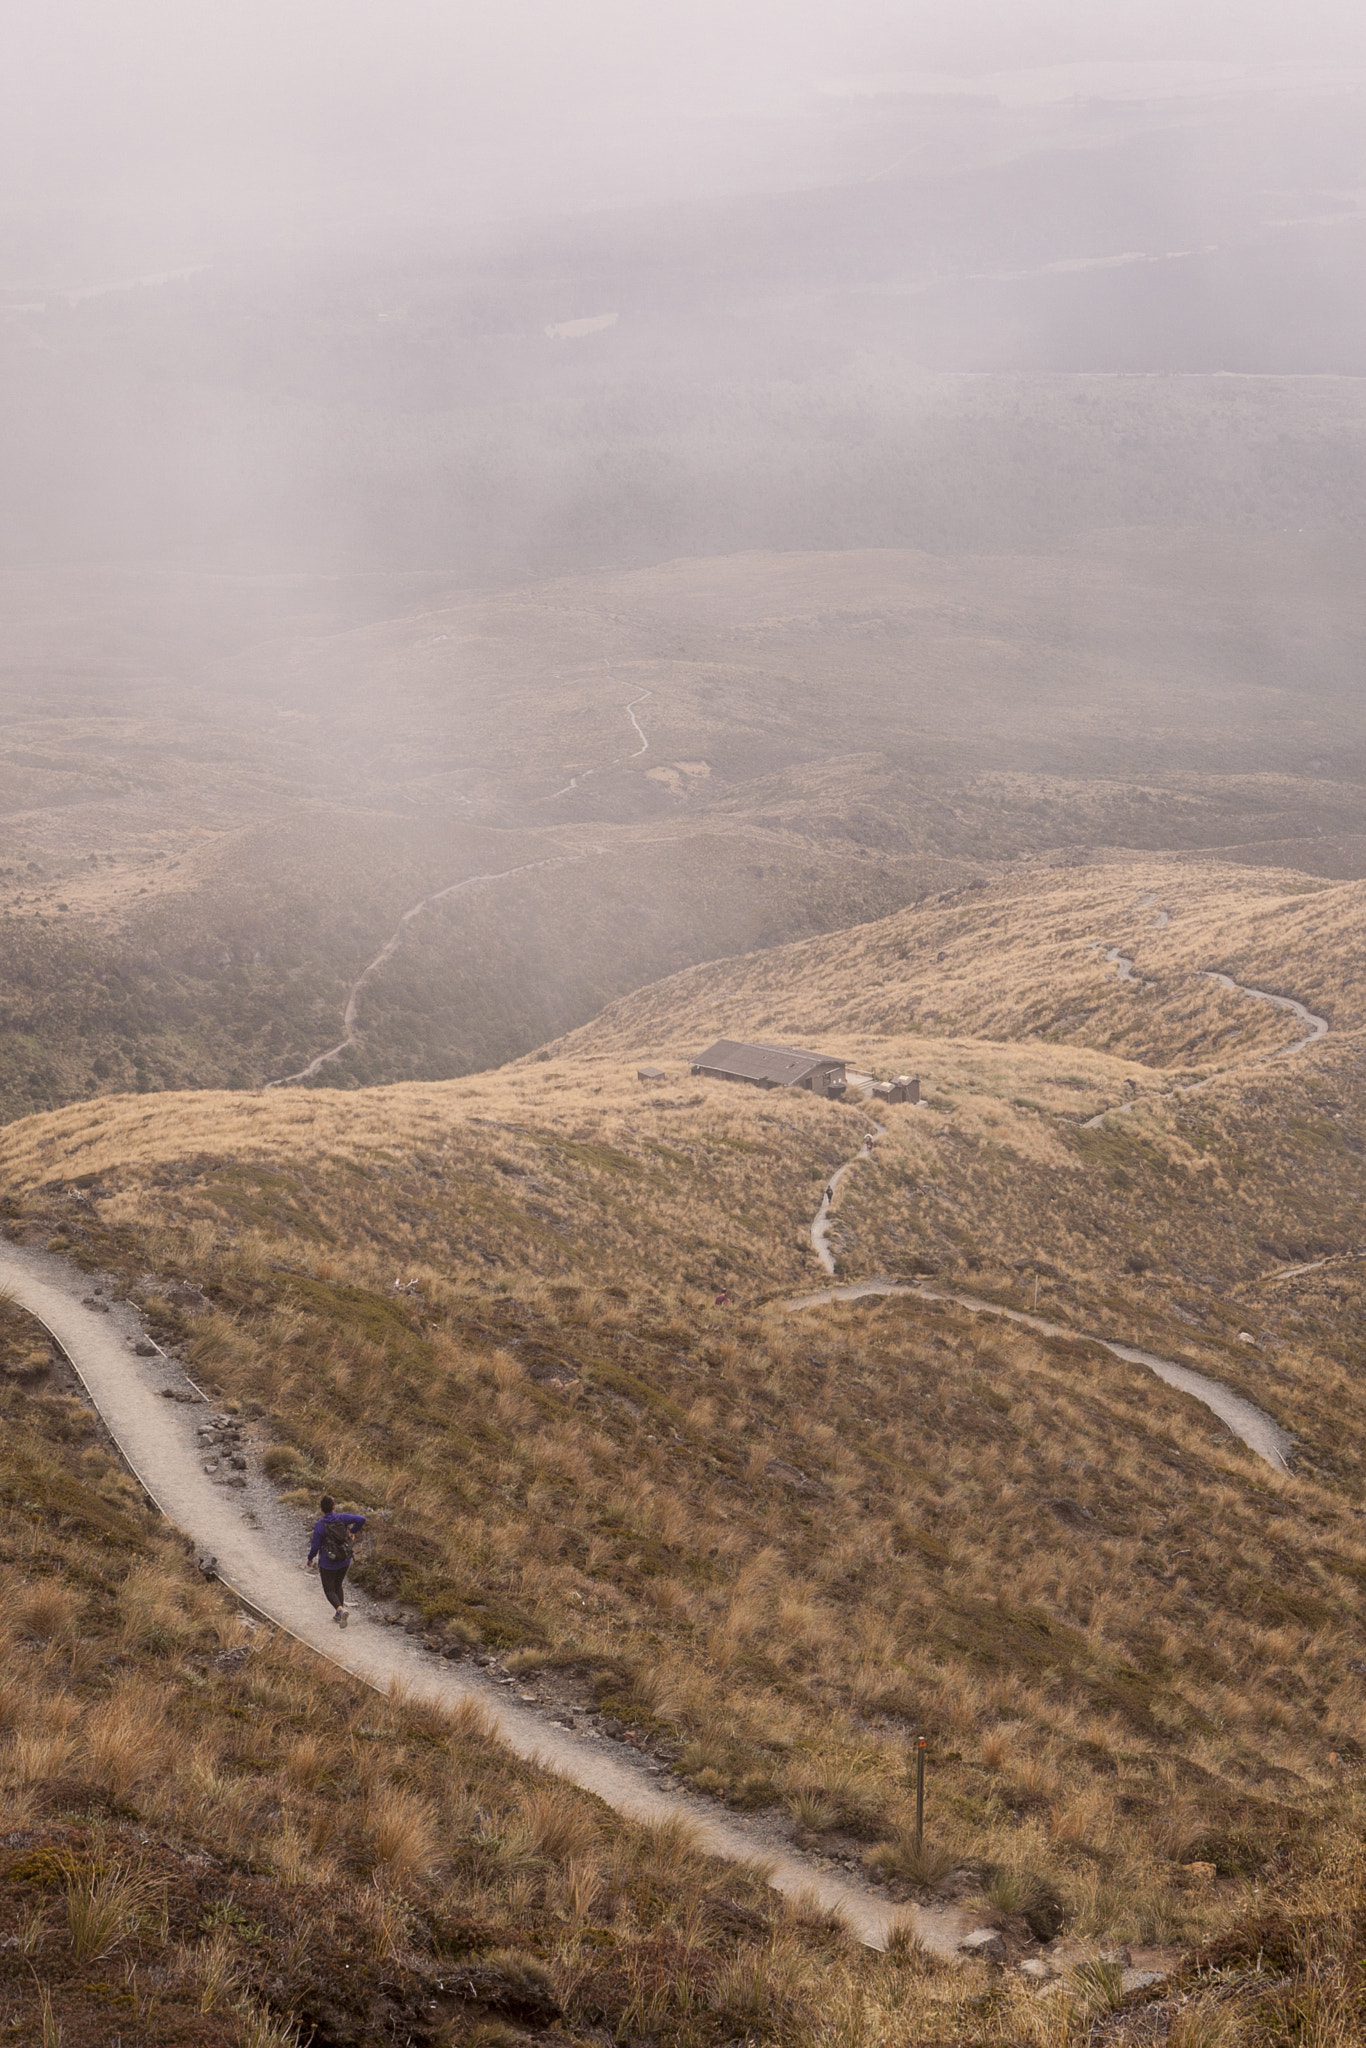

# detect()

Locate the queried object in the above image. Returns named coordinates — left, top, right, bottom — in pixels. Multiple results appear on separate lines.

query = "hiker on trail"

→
left=304, top=1494, right=366, bottom=1628
left=825, top=1183, right=834, bottom=1204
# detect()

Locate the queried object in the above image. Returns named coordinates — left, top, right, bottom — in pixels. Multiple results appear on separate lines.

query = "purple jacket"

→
left=308, top=1511, right=366, bottom=1569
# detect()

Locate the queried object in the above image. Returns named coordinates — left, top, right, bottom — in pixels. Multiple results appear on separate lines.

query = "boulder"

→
left=958, top=1929, right=1007, bottom=1964
left=1121, top=1969, right=1168, bottom=1996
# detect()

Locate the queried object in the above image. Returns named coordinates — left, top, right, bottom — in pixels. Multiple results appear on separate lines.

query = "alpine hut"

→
left=690, top=1038, right=847, bottom=1098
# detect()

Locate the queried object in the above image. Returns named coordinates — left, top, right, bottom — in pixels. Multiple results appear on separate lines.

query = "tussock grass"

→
left=61, top=1850, right=162, bottom=1963
left=4, top=860, right=1366, bottom=2035
left=0, top=1300, right=886, bottom=2047
left=8, top=1130, right=1365, bottom=1978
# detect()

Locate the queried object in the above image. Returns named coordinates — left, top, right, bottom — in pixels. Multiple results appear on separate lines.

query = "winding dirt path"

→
left=272, top=691, right=655, bottom=1089
left=268, top=854, right=590, bottom=1087
left=1082, top=966, right=1328, bottom=1129
left=797, top=1028, right=1299, bottom=1469
left=548, top=691, right=653, bottom=798
left=0, top=1239, right=971, bottom=1956
left=785, top=1277, right=1292, bottom=1470
left=811, top=1123, right=887, bottom=1276
left=1203, top=972, right=1328, bottom=1059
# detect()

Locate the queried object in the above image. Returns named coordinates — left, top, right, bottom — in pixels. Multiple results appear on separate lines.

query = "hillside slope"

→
left=3, top=855, right=1366, bottom=2042
left=7, top=531, right=1366, bottom=1126
left=552, top=855, right=1363, bottom=1070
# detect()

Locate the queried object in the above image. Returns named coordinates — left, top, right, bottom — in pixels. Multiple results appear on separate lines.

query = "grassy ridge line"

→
left=0, top=805, right=969, bottom=1122
left=543, top=856, right=1364, bottom=1075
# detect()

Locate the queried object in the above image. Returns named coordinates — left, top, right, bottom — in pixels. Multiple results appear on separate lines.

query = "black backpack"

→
left=320, top=1516, right=354, bottom=1566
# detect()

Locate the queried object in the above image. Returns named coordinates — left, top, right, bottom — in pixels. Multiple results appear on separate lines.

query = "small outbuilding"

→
left=691, top=1038, right=847, bottom=1098
left=872, top=1074, right=920, bottom=1105
left=636, top=1066, right=667, bottom=1084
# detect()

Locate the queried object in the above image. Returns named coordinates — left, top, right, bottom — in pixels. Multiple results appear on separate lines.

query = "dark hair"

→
left=319, top=1495, right=334, bottom=1514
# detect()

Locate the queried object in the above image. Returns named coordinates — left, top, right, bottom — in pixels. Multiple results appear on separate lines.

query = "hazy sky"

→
left=6, top=1, right=1366, bottom=258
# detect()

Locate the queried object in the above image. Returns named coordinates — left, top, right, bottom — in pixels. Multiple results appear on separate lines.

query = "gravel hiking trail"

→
left=0, top=1240, right=973, bottom=1957
left=786, top=1276, right=1292, bottom=1471
left=811, top=1122, right=885, bottom=1276
left=1082, top=966, right=1328, bottom=1129
left=799, top=1018, right=1298, bottom=1469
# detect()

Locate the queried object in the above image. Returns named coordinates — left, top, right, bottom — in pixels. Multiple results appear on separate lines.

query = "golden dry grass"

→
left=0, top=1297, right=882, bottom=2046
left=548, top=855, right=1363, bottom=1072
left=5, top=855, right=1366, bottom=2039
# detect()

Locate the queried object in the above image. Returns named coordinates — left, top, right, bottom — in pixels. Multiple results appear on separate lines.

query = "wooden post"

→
left=915, top=1734, right=926, bottom=1851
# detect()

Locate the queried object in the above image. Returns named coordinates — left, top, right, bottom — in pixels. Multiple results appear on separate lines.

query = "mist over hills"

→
left=7, top=24, right=1366, bottom=2040
left=4, top=530, right=1366, bottom=1123
left=6, top=79, right=1366, bottom=574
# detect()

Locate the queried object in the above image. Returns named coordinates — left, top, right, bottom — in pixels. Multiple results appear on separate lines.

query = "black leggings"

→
left=320, top=1566, right=349, bottom=1610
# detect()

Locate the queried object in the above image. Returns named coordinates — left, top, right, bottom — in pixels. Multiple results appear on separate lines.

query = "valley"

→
left=7, top=43, right=1366, bottom=2045
left=4, top=528, right=1366, bottom=1130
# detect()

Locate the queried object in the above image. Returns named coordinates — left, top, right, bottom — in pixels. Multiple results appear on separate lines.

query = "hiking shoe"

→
left=336, top=1608, right=349, bottom=1629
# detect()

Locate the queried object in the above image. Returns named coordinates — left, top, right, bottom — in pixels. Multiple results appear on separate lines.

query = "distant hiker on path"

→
left=305, top=1494, right=367, bottom=1627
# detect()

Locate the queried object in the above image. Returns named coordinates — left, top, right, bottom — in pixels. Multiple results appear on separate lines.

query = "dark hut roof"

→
left=691, top=1038, right=844, bottom=1086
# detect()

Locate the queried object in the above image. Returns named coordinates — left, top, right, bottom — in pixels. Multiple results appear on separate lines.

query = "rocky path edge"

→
left=0, top=1237, right=971, bottom=1957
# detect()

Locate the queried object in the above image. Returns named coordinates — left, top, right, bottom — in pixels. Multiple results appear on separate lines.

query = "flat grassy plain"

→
left=4, top=857, right=1366, bottom=2040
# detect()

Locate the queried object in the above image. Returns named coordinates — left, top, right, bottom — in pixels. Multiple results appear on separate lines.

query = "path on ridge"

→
left=0, top=1239, right=969, bottom=1957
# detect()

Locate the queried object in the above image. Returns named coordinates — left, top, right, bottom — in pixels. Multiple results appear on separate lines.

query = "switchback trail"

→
left=785, top=1276, right=1293, bottom=1471
left=0, top=1240, right=971, bottom=1957
left=1082, top=965, right=1328, bottom=1129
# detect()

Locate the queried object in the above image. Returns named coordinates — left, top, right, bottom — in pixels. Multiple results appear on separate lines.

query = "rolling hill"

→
left=3, top=853, right=1365, bottom=2041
